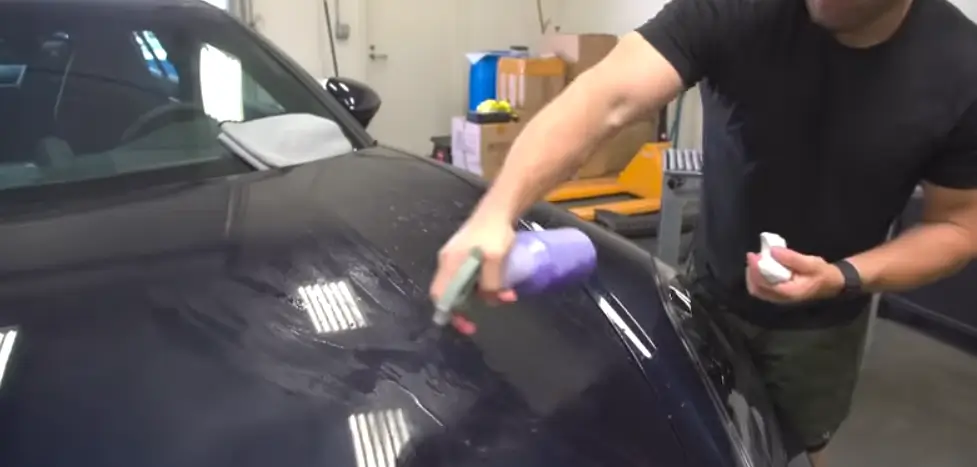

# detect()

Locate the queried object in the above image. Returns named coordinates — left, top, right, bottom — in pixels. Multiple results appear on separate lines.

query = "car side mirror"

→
left=321, top=77, right=381, bottom=128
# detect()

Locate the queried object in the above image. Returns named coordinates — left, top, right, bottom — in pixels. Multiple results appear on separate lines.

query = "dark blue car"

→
left=0, top=1, right=810, bottom=466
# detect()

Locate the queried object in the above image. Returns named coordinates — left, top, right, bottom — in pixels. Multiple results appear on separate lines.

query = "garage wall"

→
left=247, top=0, right=559, bottom=82
left=249, top=0, right=367, bottom=81
left=958, top=2, right=977, bottom=21
left=247, top=0, right=976, bottom=152
left=246, top=0, right=698, bottom=148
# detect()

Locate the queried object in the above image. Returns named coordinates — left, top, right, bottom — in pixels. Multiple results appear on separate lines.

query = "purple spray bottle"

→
left=432, top=227, right=597, bottom=326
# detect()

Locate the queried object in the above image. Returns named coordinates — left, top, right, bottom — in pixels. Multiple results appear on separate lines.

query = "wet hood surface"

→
left=0, top=149, right=689, bottom=467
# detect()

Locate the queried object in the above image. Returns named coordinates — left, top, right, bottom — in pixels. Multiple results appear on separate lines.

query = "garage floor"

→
left=825, top=319, right=977, bottom=467
left=630, top=235, right=977, bottom=466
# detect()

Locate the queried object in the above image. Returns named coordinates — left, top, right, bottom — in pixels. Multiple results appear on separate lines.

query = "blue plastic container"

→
left=466, top=52, right=502, bottom=112
left=466, top=49, right=528, bottom=112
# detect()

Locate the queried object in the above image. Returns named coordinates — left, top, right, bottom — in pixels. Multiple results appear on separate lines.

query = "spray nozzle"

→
left=432, top=248, right=484, bottom=326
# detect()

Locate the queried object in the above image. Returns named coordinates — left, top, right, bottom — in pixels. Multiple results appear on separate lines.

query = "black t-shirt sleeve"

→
left=635, top=0, right=756, bottom=87
left=924, top=102, right=977, bottom=189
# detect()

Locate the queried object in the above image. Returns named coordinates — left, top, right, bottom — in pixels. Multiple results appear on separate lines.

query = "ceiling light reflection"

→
left=596, top=296, right=653, bottom=359
left=297, top=280, right=367, bottom=333
left=349, top=408, right=412, bottom=467
left=0, top=327, right=18, bottom=389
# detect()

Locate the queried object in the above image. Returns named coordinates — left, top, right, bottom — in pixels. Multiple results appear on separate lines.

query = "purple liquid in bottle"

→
left=502, top=228, right=597, bottom=295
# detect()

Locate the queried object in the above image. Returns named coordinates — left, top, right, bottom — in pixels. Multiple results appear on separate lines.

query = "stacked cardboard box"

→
left=451, top=34, right=657, bottom=182
left=540, top=33, right=618, bottom=82
left=496, top=56, right=566, bottom=122
left=450, top=117, right=525, bottom=180
left=450, top=54, right=565, bottom=181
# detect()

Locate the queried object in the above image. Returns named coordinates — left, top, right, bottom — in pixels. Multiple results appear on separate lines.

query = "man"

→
left=430, top=0, right=977, bottom=464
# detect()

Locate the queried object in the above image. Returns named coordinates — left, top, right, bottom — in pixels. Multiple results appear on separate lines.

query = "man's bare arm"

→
left=848, top=183, right=977, bottom=293
left=471, top=32, right=686, bottom=224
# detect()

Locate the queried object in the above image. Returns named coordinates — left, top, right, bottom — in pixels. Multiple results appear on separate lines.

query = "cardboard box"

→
left=496, top=56, right=566, bottom=121
left=450, top=117, right=469, bottom=171
left=575, top=118, right=657, bottom=178
left=449, top=113, right=656, bottom=182
left=540, top=33, right=618, bottom=81
left=450, top=116, right=524, bottom=180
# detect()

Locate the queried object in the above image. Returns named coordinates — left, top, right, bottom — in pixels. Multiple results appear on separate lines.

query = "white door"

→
left=363, top=0, right=465, bottom=156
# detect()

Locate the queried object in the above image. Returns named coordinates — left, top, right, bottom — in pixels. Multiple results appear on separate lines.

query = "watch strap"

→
left=832, top=259, right=863, bottom=298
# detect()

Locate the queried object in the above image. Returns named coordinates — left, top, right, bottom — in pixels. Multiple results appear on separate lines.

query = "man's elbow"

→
left=920, top=183, right=977, bottom=258
left=555, top=67, right=633, bottom=134
left=946, top=208, right=977, bottom=258
left=929, top=219, right=977, bottom=261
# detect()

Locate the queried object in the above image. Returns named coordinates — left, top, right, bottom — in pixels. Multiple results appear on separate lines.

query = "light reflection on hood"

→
left=0, top=326, right=17, bottom=389
left=297, top=280, right=367, bottom=333
left=349, top=408, right=412, bottom=467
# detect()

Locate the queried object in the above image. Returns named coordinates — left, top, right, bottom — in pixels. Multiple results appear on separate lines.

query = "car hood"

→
left=0, top=148, right=689, bottom=467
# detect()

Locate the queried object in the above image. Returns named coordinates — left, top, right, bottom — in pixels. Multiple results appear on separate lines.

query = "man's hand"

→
left=429, top=215, right=519, bottom=335
left=745, top=247, right=844, bottom=304
left=429, top=215, right=518, bottom=306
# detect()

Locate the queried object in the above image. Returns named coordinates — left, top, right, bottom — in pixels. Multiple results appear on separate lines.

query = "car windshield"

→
left=0, top=2, right=352, bottom=192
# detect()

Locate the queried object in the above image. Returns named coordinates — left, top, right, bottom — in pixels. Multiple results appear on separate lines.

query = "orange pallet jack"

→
left=546, top=141, right=667, bottom=221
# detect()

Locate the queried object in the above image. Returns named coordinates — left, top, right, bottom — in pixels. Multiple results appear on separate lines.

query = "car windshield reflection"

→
left=0, top=3, right=351, bottom=191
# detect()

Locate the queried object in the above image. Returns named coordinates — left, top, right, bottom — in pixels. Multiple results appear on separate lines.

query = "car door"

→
left=652, top=258, right=813, bottom=467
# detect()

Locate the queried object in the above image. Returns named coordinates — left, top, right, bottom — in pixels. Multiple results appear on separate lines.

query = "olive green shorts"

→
left=714, top=308, right=870, bottom=452
left=683, top=265, right=870, bottom=452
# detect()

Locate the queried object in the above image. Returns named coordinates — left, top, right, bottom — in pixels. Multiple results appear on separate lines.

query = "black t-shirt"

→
left=638, top=0, right=977, bottom=327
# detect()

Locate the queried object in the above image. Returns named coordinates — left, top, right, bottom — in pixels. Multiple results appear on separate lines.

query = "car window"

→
left=198, top=42, right=286, bottom=122
left=0, top=3, right=352, bottom=193
left=134, top=30, right=179, bottom=85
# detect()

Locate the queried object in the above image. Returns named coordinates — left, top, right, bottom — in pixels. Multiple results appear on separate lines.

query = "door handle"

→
left=368, top=44, right=388, bottom=61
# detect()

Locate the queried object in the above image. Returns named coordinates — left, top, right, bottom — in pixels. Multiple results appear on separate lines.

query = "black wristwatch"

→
left=832, top=259, right=864, bottom=299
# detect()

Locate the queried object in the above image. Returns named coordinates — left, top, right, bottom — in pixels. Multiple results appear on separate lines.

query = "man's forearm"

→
left=474, top=72, right=632, bottom=223
left=848, top=222, right=977, bottom=293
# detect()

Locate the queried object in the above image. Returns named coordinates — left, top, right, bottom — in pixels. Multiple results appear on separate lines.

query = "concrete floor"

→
left=823, top=319, right=977, bottom=466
